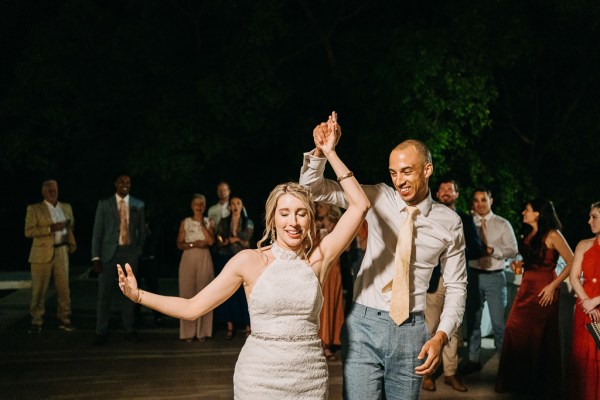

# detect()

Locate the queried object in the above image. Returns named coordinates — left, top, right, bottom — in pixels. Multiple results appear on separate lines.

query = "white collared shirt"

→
left=469, top=211, right=518, bottom=271
left=45, top=200, right=67, bottom=244
left=208, top=202, right=230, bottom=228
left=299, top=152, right=467, bottom=336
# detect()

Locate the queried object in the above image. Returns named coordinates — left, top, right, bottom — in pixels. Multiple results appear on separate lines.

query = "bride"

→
left=117, top=112, right=369, bottom=399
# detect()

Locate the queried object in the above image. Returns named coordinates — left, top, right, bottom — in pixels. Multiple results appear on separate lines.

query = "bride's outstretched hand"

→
left=117, top=263, right=140, bottom=302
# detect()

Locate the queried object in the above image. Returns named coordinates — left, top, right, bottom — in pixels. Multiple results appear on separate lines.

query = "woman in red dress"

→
left=567, top=201, right=600, bottom=400
left=495, top=199, right=574, bottom=398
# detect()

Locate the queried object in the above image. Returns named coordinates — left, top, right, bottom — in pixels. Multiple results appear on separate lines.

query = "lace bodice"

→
left=234, top=242, right=328, bottom=399
left=248, top=243, right=323, bottom=339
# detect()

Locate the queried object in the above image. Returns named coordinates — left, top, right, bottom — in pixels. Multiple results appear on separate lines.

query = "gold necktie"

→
left=119, top=199, right=129, bottom=245
left=389, top=205, right=419, bottom=325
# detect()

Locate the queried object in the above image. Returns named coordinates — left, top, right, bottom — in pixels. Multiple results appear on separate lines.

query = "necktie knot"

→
left=405, top=205, right=418, bottom=219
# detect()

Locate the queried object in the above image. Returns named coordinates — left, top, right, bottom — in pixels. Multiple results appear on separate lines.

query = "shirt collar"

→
left=44, top=200, right=60, bottom=209
left=396, top=190, right=433, bottom=217
left=475, top=210, right=494, bottom=223
left=116, top=194, right=130, bottom=204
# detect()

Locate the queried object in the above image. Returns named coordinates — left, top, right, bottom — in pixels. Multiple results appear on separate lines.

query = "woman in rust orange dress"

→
left=495, top=199, right=573, bottom=398
left=567, top=201, right=600, bottom=400
left=315, top=201, right=344, bottom=361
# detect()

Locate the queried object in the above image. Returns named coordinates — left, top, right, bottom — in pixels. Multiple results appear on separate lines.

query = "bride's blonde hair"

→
left=257, top=182, right=317, bottom=259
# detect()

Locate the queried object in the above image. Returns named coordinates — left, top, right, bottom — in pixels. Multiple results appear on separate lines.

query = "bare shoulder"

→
left=230, top=248, right=264, bottom=265
left=546, top=229, right=566, bottom=242
left=575, top=238, right=596, bottom=254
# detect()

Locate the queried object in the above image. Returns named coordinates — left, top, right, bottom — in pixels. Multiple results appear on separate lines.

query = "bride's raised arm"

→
left=314, top=112, right=370, bottom=275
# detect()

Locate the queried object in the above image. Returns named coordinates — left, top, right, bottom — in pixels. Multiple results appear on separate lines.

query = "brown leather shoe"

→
left=421, top=374, right=436, bottom=391
left=444, top=375, right=468, bottom=392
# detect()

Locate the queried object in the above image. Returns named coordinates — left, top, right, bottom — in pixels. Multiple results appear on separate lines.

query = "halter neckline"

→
left=271, top=242, right=303, bottom=261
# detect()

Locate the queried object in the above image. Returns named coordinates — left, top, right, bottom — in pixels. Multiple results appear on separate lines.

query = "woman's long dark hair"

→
left=523, top=198, right=562, bottom=254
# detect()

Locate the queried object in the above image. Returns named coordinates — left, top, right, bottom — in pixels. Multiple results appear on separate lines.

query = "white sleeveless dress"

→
left=233, top=243, right=328, bottom=399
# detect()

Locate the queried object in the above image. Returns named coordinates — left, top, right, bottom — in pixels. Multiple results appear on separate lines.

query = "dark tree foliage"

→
left=1, top=0, right=598, bottom=271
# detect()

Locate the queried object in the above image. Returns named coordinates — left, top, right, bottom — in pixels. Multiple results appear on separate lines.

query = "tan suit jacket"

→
left=25, top=202, right=76, bottom=264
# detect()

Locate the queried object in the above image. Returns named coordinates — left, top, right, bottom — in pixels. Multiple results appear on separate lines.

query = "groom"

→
left=300, top=129, right=467, bottom=399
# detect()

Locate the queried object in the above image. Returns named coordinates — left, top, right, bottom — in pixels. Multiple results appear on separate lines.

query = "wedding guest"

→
left=567, top=201, right=600, bottom=400
left=176, top=194, right=215, bottom=342
left=208, top=182, right=231, bottom=230
left=315, top=201, right=344, bottom=361
left=422, top=179, right=483, bottom=392
left=495, top=199, right=573, bottom=398
left=25, top=179, right=77, bottom=333
left=214, top=196, right=253, bottom=339
left=91, top=174, right=146, bottom=345
left=462, top=188, right=518, bottom=374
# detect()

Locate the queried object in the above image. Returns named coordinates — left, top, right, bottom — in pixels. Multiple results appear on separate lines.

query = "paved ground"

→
left=0, top=267, right=523, bottom=399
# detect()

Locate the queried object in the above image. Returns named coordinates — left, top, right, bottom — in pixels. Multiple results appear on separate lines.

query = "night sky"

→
left=2, top=0, right=599, bottom=273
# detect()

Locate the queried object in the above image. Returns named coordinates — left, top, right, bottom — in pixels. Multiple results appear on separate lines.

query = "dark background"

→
left=2, top=0, right=598, bottom=275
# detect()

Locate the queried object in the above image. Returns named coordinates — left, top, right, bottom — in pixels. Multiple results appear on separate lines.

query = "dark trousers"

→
left=96, top=246, right=139, bottom=335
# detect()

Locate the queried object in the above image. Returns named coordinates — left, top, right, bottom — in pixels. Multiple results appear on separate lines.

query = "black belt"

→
left=53, top=243, right=68, bottom=248
left=474, top=268, right=503, bottom=274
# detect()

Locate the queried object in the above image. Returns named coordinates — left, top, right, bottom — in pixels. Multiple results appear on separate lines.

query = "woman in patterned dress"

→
left=176, top=194, right=215, bottom=342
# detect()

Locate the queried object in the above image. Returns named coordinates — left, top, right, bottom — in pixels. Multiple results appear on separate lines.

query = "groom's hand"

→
left=312, top=122, right=328, bottom=157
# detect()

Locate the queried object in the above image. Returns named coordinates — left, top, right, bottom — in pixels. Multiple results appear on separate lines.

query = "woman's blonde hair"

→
left=257, top=182, right=317, bottom=258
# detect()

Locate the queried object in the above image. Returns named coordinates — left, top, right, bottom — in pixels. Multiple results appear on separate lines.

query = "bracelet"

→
left=135, top=290, right=143, bottom=304
left=337, top=171, right=354, bottom=182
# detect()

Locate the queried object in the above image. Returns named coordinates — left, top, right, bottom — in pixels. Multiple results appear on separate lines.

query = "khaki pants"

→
left=30, top=246, right=71, bottom=326
left=424, top=276, right=461, bottom=376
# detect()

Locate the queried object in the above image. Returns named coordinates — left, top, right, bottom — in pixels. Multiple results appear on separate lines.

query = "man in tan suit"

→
left=25, top=180, right=76, bottom=333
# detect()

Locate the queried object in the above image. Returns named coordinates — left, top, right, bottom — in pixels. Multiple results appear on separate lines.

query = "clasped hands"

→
left=313, top=111, right=341, bottom=157
left=50, top=219, right=70, bottom=232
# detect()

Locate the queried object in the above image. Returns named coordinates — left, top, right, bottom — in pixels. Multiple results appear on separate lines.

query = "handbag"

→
left=585, top=322, right=600, bottom=349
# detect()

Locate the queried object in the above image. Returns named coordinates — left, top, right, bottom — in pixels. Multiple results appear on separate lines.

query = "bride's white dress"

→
left=233, top=243, right=328, bottom=399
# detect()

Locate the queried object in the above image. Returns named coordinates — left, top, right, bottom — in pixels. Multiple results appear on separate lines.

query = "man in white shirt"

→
left=462, top=188, right=518, bottom=374
left=25, top=180, right=77, bottom=334
left=300, top=136, right=467, bottom=400
left=207, top=181, right=231, bottom=229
